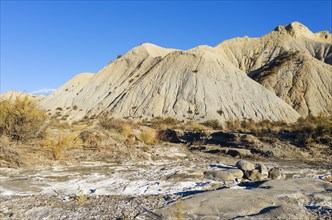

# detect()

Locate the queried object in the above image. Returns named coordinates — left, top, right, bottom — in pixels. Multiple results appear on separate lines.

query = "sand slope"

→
left=39, top=22, right=332, bottom=122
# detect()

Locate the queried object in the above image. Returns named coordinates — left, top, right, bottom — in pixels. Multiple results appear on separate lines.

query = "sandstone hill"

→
left=0, top=90, right=45, bottom=102
left=217, top=21, right=332, bottom=117
left=39, top=22, right=331, bottom=122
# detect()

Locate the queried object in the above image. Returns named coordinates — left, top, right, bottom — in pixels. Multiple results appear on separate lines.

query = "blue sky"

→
left=1, top=1, right=331, bottom=94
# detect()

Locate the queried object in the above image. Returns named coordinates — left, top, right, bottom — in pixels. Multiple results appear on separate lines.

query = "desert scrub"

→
left=140, top=128, right=157, bottom=145
left=75, top=186, right=87, bottom=203
left=0, top=97, right=47, bottom=141
left=181, top=121, right=207, bottom=132
left=148, top=117, right=181, bottom=129
left=202, top=119, right=223, bottom=130
left=43, top=131, right=82, bottom=160
left=98, top=113, right=133, bottom=137
left=292, top=114, right=332, bottom=147
left=79, top=130, right=104, bottom=148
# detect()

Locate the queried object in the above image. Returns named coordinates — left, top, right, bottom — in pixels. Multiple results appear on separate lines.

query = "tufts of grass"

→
left=147, top=117, right=181, bottom=129
left=140, top=129, right=157, bottom=145
left=202, top=119, right=223, bottom=130
left=98, top=113, right=133, bottom=137
left=42, top=131, right=82, bottom=160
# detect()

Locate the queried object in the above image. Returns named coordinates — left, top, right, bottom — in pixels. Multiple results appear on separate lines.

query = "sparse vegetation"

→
left=147, top=117, right=181, bottom=129
left=42, top=131, right=82, bottom=160
left=217, top=109, right=223, bottom=116
left=202, top=119, right=223, bottom=130
left=140, top=129, right=157, bottom=145
left=182, top=121, right=207, bottom=132
left=75, top=186, right=87, bottom=203
left=292, top=114, right=332, bottom=147
left=98, top=113, right=133, bottom=137
left=0, top=97, right=47, bottom=141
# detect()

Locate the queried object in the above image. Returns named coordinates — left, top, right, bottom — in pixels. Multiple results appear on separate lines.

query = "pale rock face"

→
left=0, top=90, right=44, bottom=102
left=250, top=51, right=332, bottom=117
left=216, top=21, right=332, bottom=117
left=39, top=72, right=94, bottom=118
left=216, top=21, right=332, bottom=72
left=38, top=22, right=331, bottom=122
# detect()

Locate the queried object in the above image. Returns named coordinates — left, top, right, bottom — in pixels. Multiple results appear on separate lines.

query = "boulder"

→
left=255, top=163, right=268, bottom=178
left=204, top=170, right=235, bottom=182
left=269, top=167, right=283, bottom=180
left=244, top=170, right=264, bottom=181
left=227, top=169, right=244, bottom=179
left=236, top=160, right=255, bottom=171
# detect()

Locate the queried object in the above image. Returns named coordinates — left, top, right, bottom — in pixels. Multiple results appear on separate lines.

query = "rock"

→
left=167, top=171, right=204, bottom=181
left=255, top=163, right=268, bottom=178
left=40, top=35, right=304, bottom=123
left=322, top=175, right=332, bottom=182
left=204, top=170, right=235, bottom=182
left=226, top=149, right=252, bottom=158
left=236, top=160, right=255, bottom=171
left=244, top=170, right=263, bottom=181
left=269, top=167, right=283, bottom=180
left=227, top=169, right=244, bottom=179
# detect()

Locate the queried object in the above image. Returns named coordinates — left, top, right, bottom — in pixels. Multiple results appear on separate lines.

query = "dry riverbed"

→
left=1, top=144, right=331, bottom=219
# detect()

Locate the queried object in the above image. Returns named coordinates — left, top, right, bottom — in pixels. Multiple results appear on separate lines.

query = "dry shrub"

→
left=223, top=119, right=286, bottom=134
left=49, top=117, right=71, bottom=130
left=149, top=117, right=181, bottom=129
left=140, top=129, right=157, bottom=145
left=79, top=130, right=104, bottom=148
left=43, top=131, right=82, bottom=160
left=75, top=186, right=87, bottom=203
left=292, top=114, right=332, bottom=147
left=157, top=129, right=180, bottom=143
left=99, top=113, right=133, bottom=137
left=180, top=121, right=207, bottom=132
left=202, top=119, right=223, bottom=130
left=225, top=120, right=242, bottom=132
left=0, top=97, right=47, bottom=141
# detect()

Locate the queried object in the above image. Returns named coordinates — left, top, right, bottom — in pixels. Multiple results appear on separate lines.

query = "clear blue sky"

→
left=1, top=0, right=331, bottom=94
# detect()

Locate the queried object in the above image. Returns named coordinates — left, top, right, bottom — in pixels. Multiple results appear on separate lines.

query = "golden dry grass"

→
left=42, top=131, right=82, bottom=160
left=98, top=113, right=133, bottom=137
left=0, top=97, right=47, bottom=141
left=140, top=129, right=157, bottom=145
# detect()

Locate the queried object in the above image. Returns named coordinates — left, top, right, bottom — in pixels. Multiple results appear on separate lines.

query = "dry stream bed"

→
left=1, top=146, right=331, bottom=219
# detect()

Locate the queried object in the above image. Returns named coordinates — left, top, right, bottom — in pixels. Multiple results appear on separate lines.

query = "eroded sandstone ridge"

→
left=39, top=22, right=331, bottom=122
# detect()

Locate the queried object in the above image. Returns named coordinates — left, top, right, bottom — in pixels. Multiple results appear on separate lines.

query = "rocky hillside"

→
left=217, top=22, right=332, bottom=117
left=0, top=90, right=44, bottom=102
left=39, top=22, right=331, bottom=122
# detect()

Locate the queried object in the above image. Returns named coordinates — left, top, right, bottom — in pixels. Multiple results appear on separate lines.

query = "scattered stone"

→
left=167, top=171, right=204, bottom=181
left=255, top=163, right=268, bottom=178
left=321, top=175, right=332, bottom=182
left=269, top=167, right=283, bottom=180
left=227, top=169, right=244, bottom=179
left=236, top=160, right=255, bottom=171
left=244, top=170, right=263, bottom=181
left=226, top=148, right=252, bottom=158
left=204, top=170, right=235, bottom=182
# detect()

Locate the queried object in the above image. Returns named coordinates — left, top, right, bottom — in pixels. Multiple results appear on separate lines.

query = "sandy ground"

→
left=1, top=145, right=331, bottom=219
